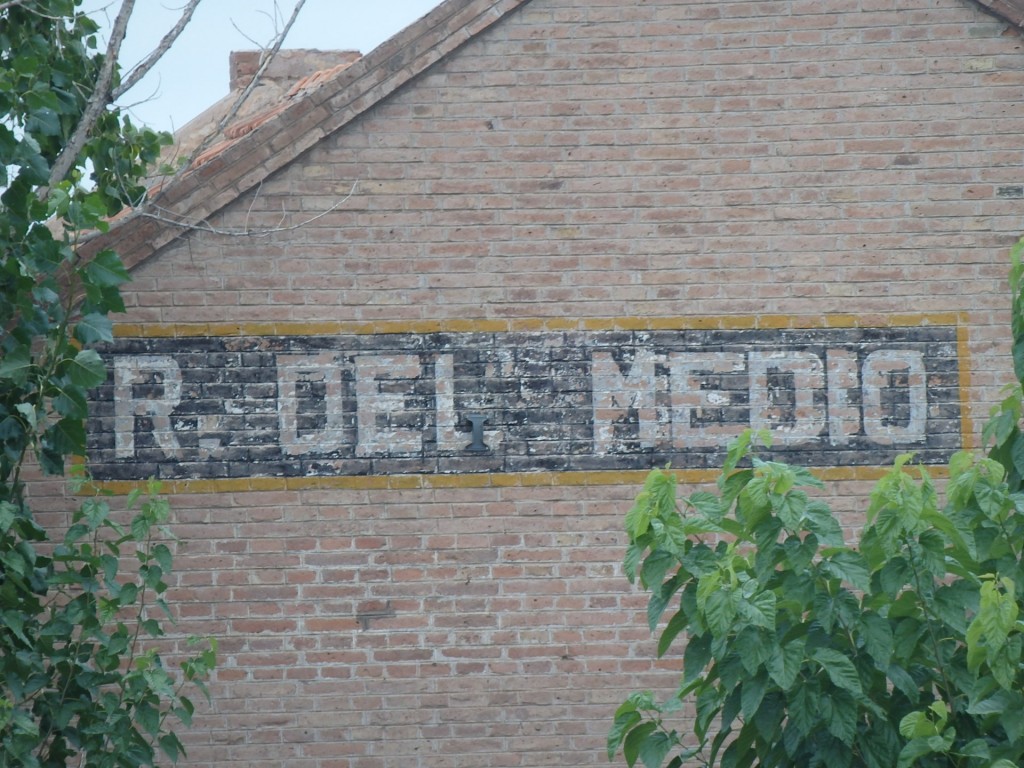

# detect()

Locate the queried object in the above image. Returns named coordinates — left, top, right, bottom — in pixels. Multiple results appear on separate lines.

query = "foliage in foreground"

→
left=0, top=478, right=216, bottom=767
left=610, top=242, right=1024, bottom=768
left=1, top=1, right=214, bottom=765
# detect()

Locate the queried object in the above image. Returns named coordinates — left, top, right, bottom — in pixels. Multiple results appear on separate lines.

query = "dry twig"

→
left=112, top=0, right=202, bottom=100
left=139, top=180, right=358, bottom=237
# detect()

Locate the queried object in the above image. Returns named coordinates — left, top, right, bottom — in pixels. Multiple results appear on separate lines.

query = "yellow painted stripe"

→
left=113, top=313, right=965, bottom=339
left=95, top=463, right=950, bottom=495
left=101, top=312, right=966, bottom=495
left=956, top=319, right=977, bottom=451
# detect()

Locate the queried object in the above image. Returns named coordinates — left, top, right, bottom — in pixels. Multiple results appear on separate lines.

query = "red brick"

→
left=33, top=0, right=1024, bottom=765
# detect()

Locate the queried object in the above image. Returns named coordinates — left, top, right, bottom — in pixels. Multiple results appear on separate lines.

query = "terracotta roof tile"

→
left=192, top=136, right=242, bottom=168
left=181, top=57, right=362, bottom=171
left=223, top=102, right=291, bottom=140
left=287, top=62, right=357, bottom=98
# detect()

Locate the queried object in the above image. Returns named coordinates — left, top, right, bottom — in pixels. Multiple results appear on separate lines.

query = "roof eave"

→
left=972, top=0, right=1024, bottom=26
left=81, top=0, right=532, bottom=270
left=82, top=0, right=1022, bottom=271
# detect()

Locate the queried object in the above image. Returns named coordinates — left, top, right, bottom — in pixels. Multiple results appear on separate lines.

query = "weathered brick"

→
left=31, top=0, right=1024, bottom=765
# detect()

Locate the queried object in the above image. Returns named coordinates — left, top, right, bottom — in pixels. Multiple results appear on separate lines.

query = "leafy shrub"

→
left=0, top=478, right=216, bottom=767
left=1, top=3, right=214, bottom=764
left=609, top=241, right=1024, bottom=768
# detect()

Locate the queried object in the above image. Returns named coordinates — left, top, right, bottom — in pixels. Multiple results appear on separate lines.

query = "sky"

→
left=88, top=0, right=443, bottom=133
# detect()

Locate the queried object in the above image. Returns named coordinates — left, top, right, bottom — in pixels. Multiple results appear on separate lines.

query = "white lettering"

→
left=277, top=353, right=347, bottom=455
left=748, top=351, right=825, bottom=444
left=862, top=351, right=927, bottom=444
left=114, top=355, right=182, bottom=459
left=355, top=355, right=423, bottom=457
left=826, top=349, right=860, bottom=446
left=670, top=352, right=745, bottom=447
left=592, top=350, right=663, bottom=452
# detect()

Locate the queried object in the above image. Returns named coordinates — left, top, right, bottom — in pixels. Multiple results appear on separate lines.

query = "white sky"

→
left=89, top=0, right=443, bottom=132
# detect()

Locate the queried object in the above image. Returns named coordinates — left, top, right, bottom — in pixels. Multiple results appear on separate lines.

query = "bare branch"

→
left=112, top=0, right=202, bottom=101
left=139, top=181, right=358, bottom=238
left=141, top=0, right=309, bottom=206
left=215, top=0, right=307, bottom=136
left=43, top=0, right=136, bottom=197
left=229, top=17, right=265, bottom=50
left=0, top=0, right=29, bottom=12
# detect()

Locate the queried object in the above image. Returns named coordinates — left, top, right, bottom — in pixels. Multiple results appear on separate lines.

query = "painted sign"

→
left=87, top=325, right=963, bottom=481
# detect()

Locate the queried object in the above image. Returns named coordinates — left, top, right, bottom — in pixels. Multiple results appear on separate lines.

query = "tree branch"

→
left=43, top=0, right=136, bottom=197
left=141, top=0, right=309, bottom=207
left=0, top=0, right=29, bottom=12
left=214, top=0, right=307, bottom=136
left=139, top=180, right=358, bottom=237
left=112, top=0, right=202, bottom=101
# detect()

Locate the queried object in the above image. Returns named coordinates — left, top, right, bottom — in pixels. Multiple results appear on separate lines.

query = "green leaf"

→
left=16, top=402, right=38, bottom=426
left=896, top=731, right=953, bottom=768
left=0, top=501, right=18, bottom=533
left=789, top=685, right=818, bottom=737
left=626, top=494, right=653, bottom=540
left=822, top=548, right=870, bottom=592
left=85, top=249, right=131, bottom=287
left=856, top=722, right=901, bottom=768
left=958, top=739, right=990, bottom=760
left=975, top=482, right=1010, bottom=520
left=886, top=664, right=917, bottom=701
left=753, top=692, right=784, bottom=742
left=159, top=732, right=185, bottom=763
left=899, top=711, right=934, bottom=740
left=658, top=610, right=688, bottom=658
left=811, top=648, right=862, bottom=696
left=641, top=549, right=677, bottom=590
left=1014, top=337, right=1024, bottom=387
left=804, top=501, right=844, bottom=546
left=67, top=348, right=107, bottom=388
left=119, top=582, right=138, bottom=605
left=136, top=701, right=160, bottom=735
left=73, top=312, right=114, bottom=345
left=142, top=563, right=164, bottom=590
left=687, top=491, right=723, bottom=521
left=860, top=612, right=894, bottom=669
left=52, top=385, right=89, bottom=419
left=705, top=588, right=739, bottom=637
left=738, top=589, right=776, bottom=632
left=990, top=635, right=1021, bottom=690
left=153, top=543, right=173, bottom=574
left=735, top=626, right=770, bottom=676
left=175, top=695, right=196, bottom=726
left=720, top=469, right=754, bottom=507
left=1010, top=431, right=1024, bottom=478
left=648, top=578, right=676, bottom=632
left=683, top=632, right=712, bottom=684
left=740, top=673, right=768, bottom=720
left=1002, top=704, right=1024, bottom=743
left=624, top=722, right=658, bottom=768
left=43, top=417, right=86, bottom=457
left=0, top=348, right=34, bottom=384
left=694, top=686, right=720, bottom=744
left=639, top=731, right=673, bottom=768
left=625, top=541, right=644, bottom=583
left=827, top=691, right=857, bottom=744
left=966, top=689, right=1014, bottom=715
left=766, top=637, right=805, bottom=689
left=608, top=708, right=642, bottom=759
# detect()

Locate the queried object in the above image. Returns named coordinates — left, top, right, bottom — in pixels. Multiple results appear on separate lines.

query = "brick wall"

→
left=40, top=0, right=1024, bottom=765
